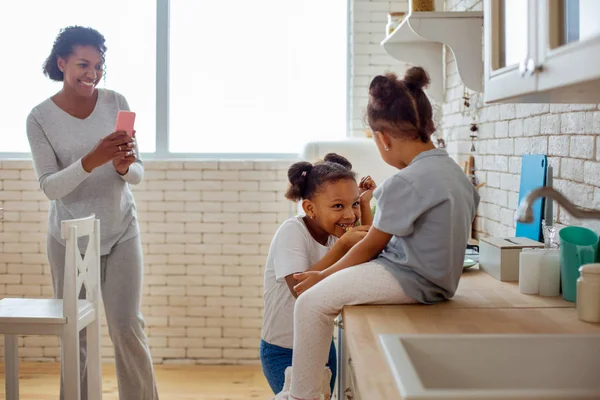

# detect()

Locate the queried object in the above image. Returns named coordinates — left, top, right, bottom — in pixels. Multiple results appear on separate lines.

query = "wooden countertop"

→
left=342, top=267, right=600, bottom=400
left=435, top=266, right=573, bottom=308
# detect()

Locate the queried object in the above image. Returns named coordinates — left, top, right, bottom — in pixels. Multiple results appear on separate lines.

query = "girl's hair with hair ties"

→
left=285, top=153, right=356, bottom=201
left=367, top=66, right=435, bottom=143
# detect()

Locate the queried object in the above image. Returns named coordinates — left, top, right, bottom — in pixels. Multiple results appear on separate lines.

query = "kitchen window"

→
left=0, top=0, right=348, bottom=158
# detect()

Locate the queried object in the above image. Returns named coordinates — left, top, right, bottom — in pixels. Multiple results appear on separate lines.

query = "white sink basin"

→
left=379, top=334, right=600, bottom=399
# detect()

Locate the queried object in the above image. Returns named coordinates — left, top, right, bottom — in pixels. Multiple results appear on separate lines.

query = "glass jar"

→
left=411, top=0, right=435, bottom=12
left=577, top=264, right=600, bottom=323
left=386, top=12, right=406, bottom=36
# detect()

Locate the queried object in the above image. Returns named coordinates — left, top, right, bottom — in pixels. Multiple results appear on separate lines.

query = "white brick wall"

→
left=443, top=0, right=600, bottom=237
left=350, top=0, right=411, bottom=137
left=0, top=160, right=295, bottom=364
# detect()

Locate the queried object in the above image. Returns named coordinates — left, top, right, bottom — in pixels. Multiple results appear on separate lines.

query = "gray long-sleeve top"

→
left=26, top=89, right=142, bottom=255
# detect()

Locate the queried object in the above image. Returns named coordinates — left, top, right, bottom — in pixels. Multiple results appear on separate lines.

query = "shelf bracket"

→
left=381, top=12, right=484, bottom=102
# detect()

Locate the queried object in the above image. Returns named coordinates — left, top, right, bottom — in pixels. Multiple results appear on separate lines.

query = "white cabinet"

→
left=483, top=0, right=538, bottom=102
left=484, top=0, right=600, bottom=103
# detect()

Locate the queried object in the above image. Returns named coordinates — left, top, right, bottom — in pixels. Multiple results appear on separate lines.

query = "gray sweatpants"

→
left=47, top=234, right=159, bottom=400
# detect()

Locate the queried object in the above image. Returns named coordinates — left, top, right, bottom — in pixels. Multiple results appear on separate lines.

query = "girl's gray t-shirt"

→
left=373, top=148, right=480, bottom=304
left=26, top=89, right=143, bottom=255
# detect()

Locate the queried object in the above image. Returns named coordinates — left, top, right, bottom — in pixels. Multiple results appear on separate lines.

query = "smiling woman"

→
left=43, top=28, right=107, bottom=119
left=43, top=27, right=106, bottom=91
left=25, top=25, right=159, bottom=400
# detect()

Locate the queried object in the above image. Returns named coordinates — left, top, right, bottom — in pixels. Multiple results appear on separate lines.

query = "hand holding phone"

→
left=115, top=110, right=136, bottom=136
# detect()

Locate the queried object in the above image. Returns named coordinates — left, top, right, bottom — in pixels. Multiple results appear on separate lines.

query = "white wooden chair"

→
left=0, top=215, right=102, bottom=400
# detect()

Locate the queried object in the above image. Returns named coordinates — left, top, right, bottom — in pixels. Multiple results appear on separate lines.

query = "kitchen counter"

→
left=340, top=267, right=600, bottom=399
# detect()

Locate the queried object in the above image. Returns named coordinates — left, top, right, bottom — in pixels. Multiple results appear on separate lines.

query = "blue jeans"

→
left=260, top=339, right=337, bottom=394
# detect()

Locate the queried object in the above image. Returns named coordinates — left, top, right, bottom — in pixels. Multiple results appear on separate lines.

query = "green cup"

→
left=559, top=226, right=599, bottom=302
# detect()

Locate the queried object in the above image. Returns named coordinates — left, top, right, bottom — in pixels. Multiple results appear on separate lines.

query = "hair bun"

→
left=285, top=161, right=313, bottom=202
left=368, top=73, right=400, bottom=109
left=403, top=66, right=430, bottom=91
left=287, top=162, right=312, bottom=185
left=323, top=153, right=352, bottom=170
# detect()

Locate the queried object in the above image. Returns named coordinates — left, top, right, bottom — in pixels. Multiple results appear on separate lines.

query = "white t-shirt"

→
left=261, top=216, right=336, bottom=349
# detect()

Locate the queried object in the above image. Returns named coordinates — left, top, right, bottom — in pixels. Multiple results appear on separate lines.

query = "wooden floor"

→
left=0, top=362, right=273, bottom=399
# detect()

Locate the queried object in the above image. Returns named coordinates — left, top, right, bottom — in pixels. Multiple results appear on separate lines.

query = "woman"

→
left=26, top=26, right=159, bottom=400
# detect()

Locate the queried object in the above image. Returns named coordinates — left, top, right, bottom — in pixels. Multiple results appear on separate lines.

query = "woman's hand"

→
left=359, top=175, right=377, bottom=204
left=293, top=271, right=325, bottom=296
left=82, top=130, right=135, bottom=173
left=113, top=131, right=137, bottom=175
left=339, top=225, right=369, bottom=250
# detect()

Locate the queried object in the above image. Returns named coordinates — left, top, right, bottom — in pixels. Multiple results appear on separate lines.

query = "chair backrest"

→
left=60, top=215, right=100, bottom=320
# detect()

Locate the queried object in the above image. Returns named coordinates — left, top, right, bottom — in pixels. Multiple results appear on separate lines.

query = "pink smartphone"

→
left=115, top=110, right=136, bottom=136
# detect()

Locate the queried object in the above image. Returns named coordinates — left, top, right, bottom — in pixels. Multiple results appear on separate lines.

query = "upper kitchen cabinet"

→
left=484, top=0, right=538, bottom=103
left=484, top=0, right=600, bottom=103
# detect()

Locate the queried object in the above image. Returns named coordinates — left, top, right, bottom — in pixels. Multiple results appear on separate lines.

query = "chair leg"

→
left=86, top=319, right=102, bottom=400
left=62, top=328, right=81, bottom=400
left=4, top=334, right=19, bottom=400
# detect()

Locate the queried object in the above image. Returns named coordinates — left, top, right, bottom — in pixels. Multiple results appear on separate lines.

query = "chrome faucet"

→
left=516, top=186, right=600, bottom=223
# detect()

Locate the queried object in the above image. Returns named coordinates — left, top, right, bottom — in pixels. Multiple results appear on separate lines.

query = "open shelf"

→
left=381, top=11, right=483, bottom=102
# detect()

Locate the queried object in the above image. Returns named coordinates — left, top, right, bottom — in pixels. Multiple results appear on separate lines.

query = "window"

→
left=169, top=0, right=348, bottom=154
left=558, top=0, right=600, bottom=47
left=499, top=0, right=528, bottom=69
left=1, top=0, right=347, bottom=157
left=0, top=0, right=156, bottom=154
